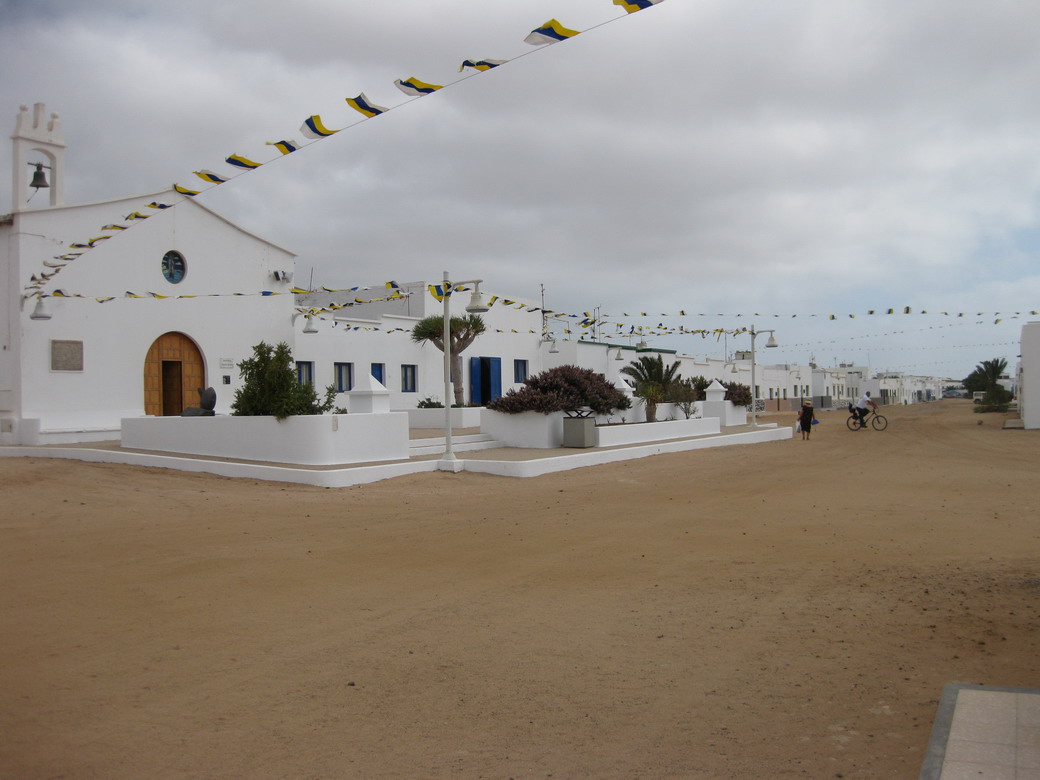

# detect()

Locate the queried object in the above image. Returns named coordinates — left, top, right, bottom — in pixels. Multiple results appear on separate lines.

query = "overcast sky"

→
left=3, top=0, right=1038, bottom=379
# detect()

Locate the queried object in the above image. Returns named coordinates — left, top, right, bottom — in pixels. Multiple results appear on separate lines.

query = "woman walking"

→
left=798, top=400, right=816, bottom=440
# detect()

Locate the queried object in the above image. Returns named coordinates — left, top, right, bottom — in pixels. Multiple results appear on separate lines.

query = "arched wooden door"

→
left=144, top=332, right=205, bottom=416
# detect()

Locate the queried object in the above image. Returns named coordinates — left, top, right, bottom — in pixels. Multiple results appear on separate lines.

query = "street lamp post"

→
left=439, top=271, right=488, bottom=471
left=747, top=324, right=778, bottom=427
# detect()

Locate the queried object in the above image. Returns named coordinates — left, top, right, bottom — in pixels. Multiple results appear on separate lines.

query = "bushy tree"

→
left=410, top=314, right=486, bottom=407
left=620, top=354, right=681, bottom=422
left=668, top=376, right=709, bottom=419
left=487, top=365, right=631, bottom=416
left=722, top=381, right=752, bottom=408
left=232, top=341, right=337, bottom=420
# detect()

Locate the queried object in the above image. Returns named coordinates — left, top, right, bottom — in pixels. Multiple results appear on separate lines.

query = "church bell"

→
left=29, top=162, right=50, bottom=190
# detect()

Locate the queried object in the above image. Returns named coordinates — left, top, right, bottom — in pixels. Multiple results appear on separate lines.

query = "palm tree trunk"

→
left=450, top=352, right=465, bottom=407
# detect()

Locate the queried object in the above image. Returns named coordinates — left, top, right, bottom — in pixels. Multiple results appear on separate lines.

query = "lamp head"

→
left=464, top=281, right=489, bottom=313
left=303, top=315, right=318, bottom=334
left=765, top=334, right=778, bottom=348
left=29, top=296, right=51, bottom=320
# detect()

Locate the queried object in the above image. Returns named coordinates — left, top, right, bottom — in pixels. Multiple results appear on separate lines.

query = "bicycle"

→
left=846, top=404, right=888, bottom=431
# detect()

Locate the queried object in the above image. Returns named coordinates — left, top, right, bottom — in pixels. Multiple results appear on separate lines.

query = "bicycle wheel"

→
left=871, top=414, right=888, bottom=431
left=847, top=415, right=860, bottom=431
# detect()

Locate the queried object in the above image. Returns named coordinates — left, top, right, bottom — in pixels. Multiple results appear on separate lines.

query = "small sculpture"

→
left=181, top=387, right=217, bottom=417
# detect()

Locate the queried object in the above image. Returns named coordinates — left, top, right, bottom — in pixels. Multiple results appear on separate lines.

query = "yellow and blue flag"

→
left=524, top=19, right=579, bottom=45
left=460, top=58, right=507, bottom=72
left=300, top=115, right=340, bottom=139
left=226, top=154, right=263, bottom=170
left=613, top=0, right=664, bottom=12
left=395, top=77, right=443, bottom=96
left=346, top=93, right=389, bottom=117
left=193, top=170, right=228, bottom=184
left=266, top=139, right=300, bottom=155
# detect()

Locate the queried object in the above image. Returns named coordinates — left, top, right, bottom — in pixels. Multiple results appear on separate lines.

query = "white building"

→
left=2, top=105, right=296, bottom=444
left=1, top=103, right=953, bottom=447
left=1018, top=321, right=1040, bottom=429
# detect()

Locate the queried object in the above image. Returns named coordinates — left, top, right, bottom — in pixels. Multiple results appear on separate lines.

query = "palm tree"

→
left=978, top=357, right=1010, bottom=403
left=979, top=358, right=1008, bottom=389
left=410, top=314, right=486, bottom=407
left=620, top=354, right=681, bottom=422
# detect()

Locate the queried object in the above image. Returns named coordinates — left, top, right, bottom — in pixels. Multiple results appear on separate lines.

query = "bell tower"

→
left=11, top=103, right=66, bottom=211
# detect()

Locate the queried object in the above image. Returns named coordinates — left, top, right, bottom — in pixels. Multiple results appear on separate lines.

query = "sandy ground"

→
left=1, top=399, right=1038, bottom=779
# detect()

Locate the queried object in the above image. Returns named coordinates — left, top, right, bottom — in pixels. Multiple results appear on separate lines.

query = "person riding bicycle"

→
left=854, top=391, right=878, bottom=428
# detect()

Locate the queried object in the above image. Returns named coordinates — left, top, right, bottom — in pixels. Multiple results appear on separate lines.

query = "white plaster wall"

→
left=596, top=417, right=719, bottom=447
left=1020, top=321, right=1040, bottom=429
left=481, top=410, right=564, bottom=448
left=121, top=412, right=409, bottom=465
left=12, top=195, right=295, bottom=433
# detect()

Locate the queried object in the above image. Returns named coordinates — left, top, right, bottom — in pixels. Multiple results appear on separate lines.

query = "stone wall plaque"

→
left=51, top=340, right=84, bottom=372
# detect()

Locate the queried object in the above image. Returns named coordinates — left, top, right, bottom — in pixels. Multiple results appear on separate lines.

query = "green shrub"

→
left=722, top=382, right=752, bottom=407
left=487, top=365, right=631, bottom=416
left=231, top=341, right=337, bottom=420
left=668, top=376, right=709, bottom=419
left=974, top=403, right=1010, bottom=414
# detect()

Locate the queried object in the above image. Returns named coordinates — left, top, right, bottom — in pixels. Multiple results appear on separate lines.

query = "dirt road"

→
left=1, top=400, right=1037, bottom=778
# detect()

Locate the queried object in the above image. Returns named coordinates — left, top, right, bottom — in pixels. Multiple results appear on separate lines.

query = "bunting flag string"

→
left=30, top=285, right=410, bottom=307
left=24, top=1, right=667, bottom=297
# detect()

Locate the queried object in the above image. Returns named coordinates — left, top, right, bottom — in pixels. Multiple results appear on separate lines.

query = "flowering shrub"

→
left=487, top=365, right=631, bottom=416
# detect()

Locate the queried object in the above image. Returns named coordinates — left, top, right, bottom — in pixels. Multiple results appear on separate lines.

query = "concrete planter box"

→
left=121, top=413, right=409, bottom=466
left=481, top=410, right=564, bottom=449
left=405, top=407, right=482, bottom=429
left=595, top=417, right=720, bottom=447
left=562, top=417, right=597, bottom=448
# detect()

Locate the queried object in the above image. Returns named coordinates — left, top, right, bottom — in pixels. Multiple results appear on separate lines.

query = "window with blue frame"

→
left=296, top=361, right=314, bottom=387
left=514, top=359, right=529, bottom=384
left=370, top=363, right=385, bottom=385
left=401, top=364, right=418, bottom=393
left=334, top=362, right=354, bottom=392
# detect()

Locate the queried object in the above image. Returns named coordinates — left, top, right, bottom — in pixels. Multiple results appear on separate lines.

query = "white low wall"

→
left=596, top=416, right=719, bottom=447
left=701, top=400, right=748, bottom=426
left=481, top=410, right=564, bottom=448
left=121, top=413, right=410, bottom=465
left=404, top=407, right=483, bottom=429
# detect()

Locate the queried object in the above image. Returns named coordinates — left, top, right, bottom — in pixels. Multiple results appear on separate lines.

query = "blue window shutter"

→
left=469, top=356, right=481, bottom=405
left=488, top=357, right=502, bottom=402
left=371, top=363, right=383, bottom=384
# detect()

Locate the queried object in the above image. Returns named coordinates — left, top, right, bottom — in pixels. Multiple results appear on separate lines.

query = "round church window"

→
left=161, top=250, right=186, bottom=284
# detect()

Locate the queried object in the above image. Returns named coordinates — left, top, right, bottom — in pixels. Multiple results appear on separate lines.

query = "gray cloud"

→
left=2, top=0, right=1038, bottom=377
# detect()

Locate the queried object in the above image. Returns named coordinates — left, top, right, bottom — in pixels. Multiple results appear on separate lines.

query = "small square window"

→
left=296, top=361, right=314, bottom=387
left=335, top=362, right=354, bottom=392
left=401, top=364, right=418, bottom=393
left=514, top=359, right=529, bottom=384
